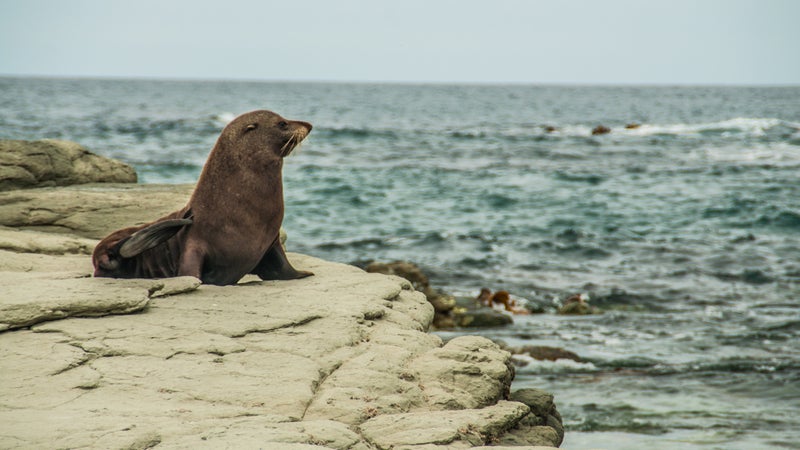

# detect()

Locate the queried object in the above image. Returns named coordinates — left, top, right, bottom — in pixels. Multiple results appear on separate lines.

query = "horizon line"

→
left=1, top=72, right=799, bottom=88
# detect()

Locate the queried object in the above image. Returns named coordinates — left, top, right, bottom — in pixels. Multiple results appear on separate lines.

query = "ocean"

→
left=2, top=77, right=799, bottom=449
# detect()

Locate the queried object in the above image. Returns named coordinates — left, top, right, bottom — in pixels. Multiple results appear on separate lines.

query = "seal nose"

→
left=295, top=121, right=312, bottom=133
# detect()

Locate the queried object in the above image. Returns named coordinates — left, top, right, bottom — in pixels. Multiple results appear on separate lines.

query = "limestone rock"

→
left=0, top=183, right=192, bottom=239
left=0, top=139, right=136, bottom=191
left=363, top=260, right=460, bottom=329
left=410, top=335, right=515, bottom=410
left=363, top=260, right=455, bottom=313
left=0, top=250, right=560, bottom=449
left=358, top=401, right=530, bottom=448
left=161, top=419, right=366, bottom=449
left=0, top=180, right=562, bottom=449
left=0, top=271, right=201, bottom=331
left=0, top=226, right=97, bottom=255
left=365, top=260, right=430, bottom=292
left=0, top=273, right=141, bottom=331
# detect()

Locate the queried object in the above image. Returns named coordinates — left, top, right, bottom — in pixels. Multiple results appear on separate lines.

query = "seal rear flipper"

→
left=118, top=218, right=193, bottom=258
left=251, top=240, right=314, bottom=281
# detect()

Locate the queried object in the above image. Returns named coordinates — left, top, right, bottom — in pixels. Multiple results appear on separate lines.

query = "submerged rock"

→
left=0, top=139, right=137, bottom=191
left=513, top=345, right=582, bottom=363
left=453, top=307, right=514, bottom=328
left=591, top=125, right=611, bottom=135
left=557, top=293, right=601, bottom=315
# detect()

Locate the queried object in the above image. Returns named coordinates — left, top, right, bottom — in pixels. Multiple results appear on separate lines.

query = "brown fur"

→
left=92, top=110, right=313, bottom=285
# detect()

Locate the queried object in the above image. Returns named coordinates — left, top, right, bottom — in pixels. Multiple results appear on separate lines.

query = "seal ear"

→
left=118, top=218, right=193, bottom=258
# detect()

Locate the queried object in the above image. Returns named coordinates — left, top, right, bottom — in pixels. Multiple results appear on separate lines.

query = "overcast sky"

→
left=1, top=0, right=798, bottom=85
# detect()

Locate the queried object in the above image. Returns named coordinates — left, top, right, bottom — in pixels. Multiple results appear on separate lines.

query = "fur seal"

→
left=92, top=109, right=313, bottom=286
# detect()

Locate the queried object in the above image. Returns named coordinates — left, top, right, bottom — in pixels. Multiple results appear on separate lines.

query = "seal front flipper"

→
left=118, top=218, right=193, bottom=258
left=251, top=239, right=314, bottom=281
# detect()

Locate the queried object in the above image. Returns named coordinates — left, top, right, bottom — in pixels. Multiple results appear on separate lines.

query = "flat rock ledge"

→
left=0, top=139, right=137, bottom=191
left=0, top=183, right=562, bottom=449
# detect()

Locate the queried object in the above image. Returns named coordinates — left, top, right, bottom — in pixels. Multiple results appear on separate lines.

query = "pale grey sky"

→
left=1, top=0, right=798, bottom=85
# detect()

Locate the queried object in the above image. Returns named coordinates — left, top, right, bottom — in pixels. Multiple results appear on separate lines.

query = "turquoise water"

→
left=2, top=77, right=800, bottom=449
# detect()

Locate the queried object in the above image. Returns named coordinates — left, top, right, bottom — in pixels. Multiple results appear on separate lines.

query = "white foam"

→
left=618, top=117, right=795, bottom=137
left=214, top=112, right=237, bottom=125
left=703, top=141, right=800, bottom=165
left=513, top=356, right=598, bottom=374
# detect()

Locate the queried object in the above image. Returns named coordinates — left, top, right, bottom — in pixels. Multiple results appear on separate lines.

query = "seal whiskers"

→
left=281, top=128, right=309, bottom=157
left=280, top=135, right=296, bottom=157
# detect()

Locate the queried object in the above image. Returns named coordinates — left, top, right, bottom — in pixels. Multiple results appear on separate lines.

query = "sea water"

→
left=2, top=77, right=799, bottom=449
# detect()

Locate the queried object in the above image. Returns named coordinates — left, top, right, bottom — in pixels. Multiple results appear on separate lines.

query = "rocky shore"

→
left=0, top=141, right=562, bottom=449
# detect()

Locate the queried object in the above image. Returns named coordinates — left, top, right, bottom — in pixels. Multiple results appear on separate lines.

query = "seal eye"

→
left=278, top=121, right=289, bottom=130
left=244, top=123, right=258, bottom=133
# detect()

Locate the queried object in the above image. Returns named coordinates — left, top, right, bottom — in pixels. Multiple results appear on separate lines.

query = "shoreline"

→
left=0, top=140, right=563, bottom=448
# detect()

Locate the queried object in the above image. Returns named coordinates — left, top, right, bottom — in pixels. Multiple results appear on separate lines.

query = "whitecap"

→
left=619, top=117, right=792, bottom=138
left=213, top=112, right=237, bottom=125
left=703, top=141, right=800, bottom=165
left=515, top=358, right=599, bottom=374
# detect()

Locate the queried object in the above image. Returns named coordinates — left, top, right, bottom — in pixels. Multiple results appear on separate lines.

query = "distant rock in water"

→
left=625, top=123, right=641, bottom=129
left=543, top=125, right=559, bottom=133
left=0, top=139, right=137, bottom=191
left=363, top=261, right=523, bottom=328
left=558, top=293, right=601, bottom=315
left=513, top=345, right=582, bottom=362
left=454, top=308, right=513, bottom=328
left=591, top=125, right=612, bottom=135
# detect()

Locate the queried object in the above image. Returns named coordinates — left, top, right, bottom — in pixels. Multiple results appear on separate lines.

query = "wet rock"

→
left=453, top=308, right=514, bottom=328
left=428, top=289, right=457, bottom=313
left=625, top=123, right=641, bottom=129
left=557, top=293, right=601, bottom=315
left=513, top=345, right=582, bottom=363
left=502, top=388, right=564, bottom=447
left=558, top=301, right=600, bottom=315
left=0, top=139, right=137, bottom=191
left=591, top=125, right=611, bottom=135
